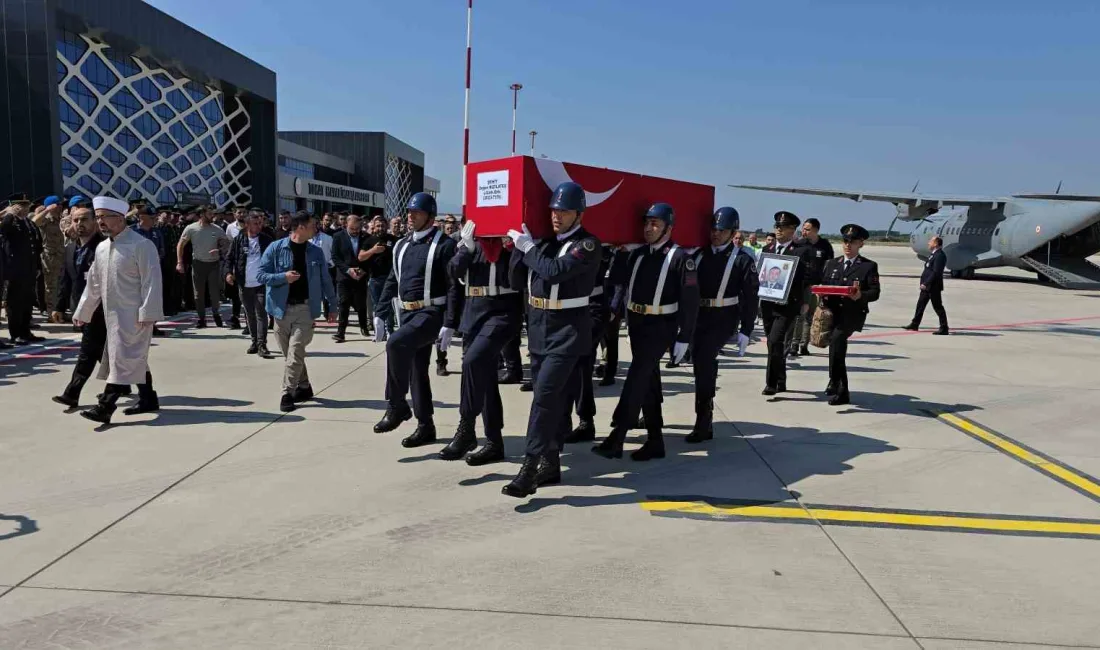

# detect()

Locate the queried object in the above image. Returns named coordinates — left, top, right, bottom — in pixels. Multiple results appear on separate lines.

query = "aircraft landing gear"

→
left=950, top=268, right=976, bottom=279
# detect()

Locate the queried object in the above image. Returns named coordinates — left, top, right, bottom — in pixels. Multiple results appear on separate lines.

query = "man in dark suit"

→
left=759, top=211, right=815, bottom=396
left=2, top=192, right=46, bottom=345
left=819, top=224, right=881, bottom=405
left=331, top=214, right=370, bottom=342
left=904, top=235, right=949, bottom=335
left=51, top=199, right=106, bottom=407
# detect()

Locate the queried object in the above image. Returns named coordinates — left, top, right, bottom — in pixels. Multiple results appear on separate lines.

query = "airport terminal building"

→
left=0, top=0, right=277, bottom=209
left=0, top=0, right=435, bottom=215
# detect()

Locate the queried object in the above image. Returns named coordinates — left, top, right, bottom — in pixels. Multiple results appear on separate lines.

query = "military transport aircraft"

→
left=732, top=184, right=1100, bottom=289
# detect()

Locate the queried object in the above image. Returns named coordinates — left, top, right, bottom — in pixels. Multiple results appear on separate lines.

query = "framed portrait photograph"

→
left=757, top=253, right=800, bottom=304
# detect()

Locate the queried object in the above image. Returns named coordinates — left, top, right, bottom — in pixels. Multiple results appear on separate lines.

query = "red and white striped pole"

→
left=461, top=0, right=472, bottom=218
left=510, top=83, right=522, bottom=156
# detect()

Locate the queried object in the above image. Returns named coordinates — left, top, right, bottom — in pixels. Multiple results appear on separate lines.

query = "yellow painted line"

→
left=937, top=413, right=1100, bottom=501
left=642, top=501, right=1100, bottom=537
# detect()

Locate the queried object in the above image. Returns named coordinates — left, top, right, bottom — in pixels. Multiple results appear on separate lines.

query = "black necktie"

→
left=843, top=260, right=852, bottom=274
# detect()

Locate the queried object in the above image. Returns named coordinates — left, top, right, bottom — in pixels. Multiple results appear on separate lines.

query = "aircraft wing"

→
left=730, top=184, right=1009, bottom=220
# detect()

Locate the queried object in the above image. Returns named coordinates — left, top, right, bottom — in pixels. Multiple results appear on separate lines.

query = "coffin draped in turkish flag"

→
left=464, top=156, right=715, bottom=247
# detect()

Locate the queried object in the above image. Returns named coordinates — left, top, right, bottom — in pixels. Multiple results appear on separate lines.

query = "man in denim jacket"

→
left=258, top=211, right=338, bottom=412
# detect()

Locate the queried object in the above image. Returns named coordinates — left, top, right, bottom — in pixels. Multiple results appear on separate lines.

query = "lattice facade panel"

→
left=56, top=31, right=252, bottom=209
left=384, top=153, right=413, bottom=219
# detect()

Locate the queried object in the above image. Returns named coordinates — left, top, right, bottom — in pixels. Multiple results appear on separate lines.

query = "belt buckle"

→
left=402, top=300, right=423, bottom=311
left=629, top=303, right=645, bottom=314
left=469, top=287, right=486, bottom=297
left=530, top=296, right=547, bottom=309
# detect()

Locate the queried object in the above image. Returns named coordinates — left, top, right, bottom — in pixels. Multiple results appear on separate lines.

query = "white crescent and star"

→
left=535, top=157, right=623, bottom=207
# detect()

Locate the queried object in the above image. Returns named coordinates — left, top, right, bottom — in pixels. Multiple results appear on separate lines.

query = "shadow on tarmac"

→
left=0, top=513, right=39, bottom=542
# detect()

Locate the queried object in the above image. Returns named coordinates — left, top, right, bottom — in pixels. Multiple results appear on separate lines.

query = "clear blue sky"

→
left=147, top=0, right=1100, bottom=232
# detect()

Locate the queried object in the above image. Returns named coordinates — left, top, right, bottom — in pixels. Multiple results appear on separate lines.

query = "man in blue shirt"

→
left=258, top=212, right=337, bottom=412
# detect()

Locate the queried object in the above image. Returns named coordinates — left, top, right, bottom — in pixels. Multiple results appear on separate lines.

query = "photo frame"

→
left=757, top=252, right=800, bottom=304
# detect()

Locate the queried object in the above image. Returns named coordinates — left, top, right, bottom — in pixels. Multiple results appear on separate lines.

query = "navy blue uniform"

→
left=376, top=228, right=461, bottom=423
left=574, top=246, right=613, bottom=422
left=910, top=247, right=948, bottom=331
left=607, top=241, right=699, bottom=437
left=692, top=244, right=758, bottom=419
left=760, top=240, right=815, bottom=389
left=820, top=255, right=881, bottom=390
left=449, top=242, right=523, bottom=444
left=509, top=226, right=602, bottom=456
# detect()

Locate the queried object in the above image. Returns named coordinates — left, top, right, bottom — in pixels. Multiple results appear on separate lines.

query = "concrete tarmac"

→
left=2, top=245, right=1099, bottom=648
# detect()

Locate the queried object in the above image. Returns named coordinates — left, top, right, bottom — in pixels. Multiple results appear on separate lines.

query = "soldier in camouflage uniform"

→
left=35, top=196, right=66, bottom=316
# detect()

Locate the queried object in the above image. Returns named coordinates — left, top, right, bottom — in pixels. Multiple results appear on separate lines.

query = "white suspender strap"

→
left=423, top=230, right=441, bottom=304
left=549, top=241, right=574, bottom=304
left=716, top=248, right=737, bottom=300
left=395, top=238, right=409, bottom=296
left=488, top=264, right=496, bottom=295
left=651, top=245, right=678, bottom=309
left=627, top=254, right=644, bottom=304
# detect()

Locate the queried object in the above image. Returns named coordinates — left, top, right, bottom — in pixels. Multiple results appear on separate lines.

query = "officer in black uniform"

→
left=502, top=182, right=602, bottom=498
left=594, top=202, right=699, bottom=461
left=759, top=211, right=815, bottom=395
left=564, top=243, right=613, bottom=443
left=439, top=222, right=523, bottom=465
left=687, top=207, right=758, bottom=442
left=1, top=192, right=46, bottom=345
left=372, top=193, right=462, bottom=448
left=818, top=224, right=881, bottom=405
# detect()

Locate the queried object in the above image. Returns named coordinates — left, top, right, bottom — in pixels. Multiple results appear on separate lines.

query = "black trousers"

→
left=101, top=370, right=155, bottom=406
left=762, top=310, right=797, bottom=388
left=575, top=313, right=606, bottom=419
left=525, top=352, right=581, bottom=456
left=501, top=334, right=522, bottom=371
left=6, top=273, right=35, bottom=339
left=611, top=316, right=676, bottom=434
left=828, top=327, right=854, bottom=387
left=384, top=308, right=442, bottom=423
left=73, top=309, right=108, bottom=379
left=693, top=308, right=739, bottom=408
left=336, top=277, right=368, bottom=334
left=162, top=261, right=179, bottom=316
left=912, top=289, right=948, bottom=330
left=227, top=279, right=241, bottom=320
left=191, top=260, right=221, bottom=320
left=460, top=326, right=512, bottom=443
left=600, top=313, right=621, bottom=376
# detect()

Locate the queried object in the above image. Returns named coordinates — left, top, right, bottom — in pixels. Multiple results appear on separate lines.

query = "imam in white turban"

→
left=92, top=196, right=129, bottom=215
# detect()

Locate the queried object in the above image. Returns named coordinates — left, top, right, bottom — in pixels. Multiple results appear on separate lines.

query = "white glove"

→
left=622, top=243, right=642, bottom=252
left=459, top=220, right=476, bottom=251
left=507, top=224, right=534, bottom=253
left=673, top=342, right=689, bottom=364
left=437, top=326, right=454, bottom=351
left=737, top=332, right=750, bottom=357
left=373, top=317, right=386, bottom=342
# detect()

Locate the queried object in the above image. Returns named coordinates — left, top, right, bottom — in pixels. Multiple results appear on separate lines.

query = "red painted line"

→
left=853, top=315, right=1100, bottom=340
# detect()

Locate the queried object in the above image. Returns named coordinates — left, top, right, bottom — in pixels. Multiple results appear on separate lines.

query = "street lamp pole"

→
left=510, top=83, right=523, bottom=156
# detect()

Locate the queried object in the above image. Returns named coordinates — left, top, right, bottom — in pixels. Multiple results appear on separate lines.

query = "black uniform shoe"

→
left=374, top=405, right=412, bottom=433
left=79, top=403, right=116, bottom=424
left=593, top=363, right=605, bottom=379
left=535, top=452, right=561, bottom=486
left=402, top=422, right=437, bottom=448
left=519, top=379, right=533, bottom=392
left=933, top=328, right=949, bottom=336
left=665, top=360, right=678, bottom=369
left=439, top=418, right=477, bottom=460
left=257, top=344, right=271, bottom=358
left=212, top=313, right=224, bottom=328
left=685, top=424, right=713, bottom=444
left=279, top=392, right=297, bottom=412
left=246, top=343, right=258, bottom=354
left=498, top=367, right=523, bottom=384
left=631, top=437, right=666, bottom=461
left=598, top=375, right=616, bottom=387
left=123, top=392, right=160, bottom=416
left=592, top=430, right=626, bottom=459
left=502, top=454, right=541, bottom=498
left=903, top=323, right=918, bottom=331
left=196, top=320, right=207, bottom=329
left=25, top=334, right=46, bottom=343
left=360, top=327, right=370, bottom=338
left=762, top=386, right=778, bottom=396
left=565, top=419, right=596, bottom=444
left=54, top=372, right=90, bottom=409
left=228, top=318, right=241, bottom=330
left=332, top=332, right=346, bottom=343
left=52, top=394, right=80, bottom=409
left=825, top=381, right=838, bottom=396
left=466, top=441, right=506, bottom=466
left=242, top=326, right=250, bottom=337
left=686, top=398, right=713, bottom=443
left=436, top=362, right=449, bottom=377
left=292, top=384, right=315, bottom=403
left=0, top=340, right=12, bottom=349
left=828, top=391, right=851, bottom=406
left=799, top=344, right=811, bottom=356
